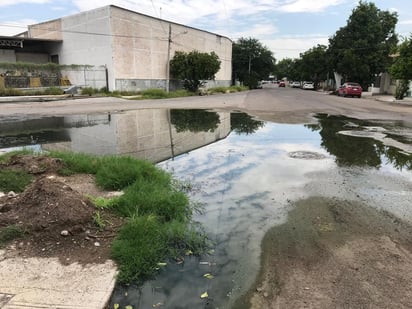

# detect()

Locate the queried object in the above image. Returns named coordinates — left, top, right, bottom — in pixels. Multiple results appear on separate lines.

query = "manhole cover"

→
left=288, top=151, right=326, bottom=160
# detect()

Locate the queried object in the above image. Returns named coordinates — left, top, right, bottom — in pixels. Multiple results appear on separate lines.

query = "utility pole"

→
left=166, top=24, right=172, bottom=93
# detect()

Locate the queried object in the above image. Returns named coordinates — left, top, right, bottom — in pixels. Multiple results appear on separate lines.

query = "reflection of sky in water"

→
left=152, top=123, right=335, bottom=308
left=116, top=119, right=412, bottom=309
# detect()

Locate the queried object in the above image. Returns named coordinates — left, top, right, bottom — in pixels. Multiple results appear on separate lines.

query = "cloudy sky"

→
left=0, top=0, right=411, bottom=60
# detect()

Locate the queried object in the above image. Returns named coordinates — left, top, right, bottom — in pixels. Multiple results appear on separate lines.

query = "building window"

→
left=51, top=55, right=59, bottom=64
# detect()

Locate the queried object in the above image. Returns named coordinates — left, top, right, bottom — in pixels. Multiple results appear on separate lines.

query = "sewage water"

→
left=1, top=110, right=412, bottom=308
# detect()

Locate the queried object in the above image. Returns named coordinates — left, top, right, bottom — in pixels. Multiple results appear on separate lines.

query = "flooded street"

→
left=2, top=104, right=412, bottom=308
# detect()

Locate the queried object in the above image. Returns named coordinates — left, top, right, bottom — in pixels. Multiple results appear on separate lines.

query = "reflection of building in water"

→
left=43, top=109, right=231, bottom=163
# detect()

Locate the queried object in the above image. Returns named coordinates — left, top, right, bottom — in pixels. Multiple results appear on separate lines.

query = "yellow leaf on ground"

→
left=203, top=273, right=214, bottom=279
left=200, top=291, right=209, bottom=299
left=113, top=304, right=119, bottom=309
left=157, top=262, right=167, bottom=267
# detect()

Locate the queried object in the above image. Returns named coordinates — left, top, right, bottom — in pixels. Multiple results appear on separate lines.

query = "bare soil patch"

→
left=234, top=197, right=412, bottom=308
left=0, top=154, right=124, bottom=264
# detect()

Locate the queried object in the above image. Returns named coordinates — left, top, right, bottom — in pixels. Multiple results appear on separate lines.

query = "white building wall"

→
left=58, top=7, right=114, bottom=89
left=110, top=6, right=232, bottom=91
left=27, top=5, right=232, bottom=91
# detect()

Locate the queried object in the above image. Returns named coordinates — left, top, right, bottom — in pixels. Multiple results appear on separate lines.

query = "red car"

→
left=338, top=82, right=362, bottom=98
left=279, top=81, right=286, bottom=87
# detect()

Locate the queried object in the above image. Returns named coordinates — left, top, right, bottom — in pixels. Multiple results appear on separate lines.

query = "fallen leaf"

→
left=125, top=306, right=133, bottom=309
left=157, top=262, right=167, bottom=267
left=113, top=304, right=119, bottom=309
left=203, top=273, right=214, bottom=279
left=185, top=249, right=193, bottom=256
left=200, top=291, right=209, bottom=299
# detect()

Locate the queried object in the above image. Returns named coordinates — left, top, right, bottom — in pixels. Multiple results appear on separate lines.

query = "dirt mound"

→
left=0, top=155, right=122, bottom=264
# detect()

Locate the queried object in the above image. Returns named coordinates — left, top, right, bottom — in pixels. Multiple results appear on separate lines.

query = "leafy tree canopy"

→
left=232, top=37, right=276, bottom=88
left=328, top=1, right=398, bottom=89
left=390, top=36, right=412, bottom=99
left=299, top=45, right=330, bottom=88
left=170, top=50, right=221, bottom=92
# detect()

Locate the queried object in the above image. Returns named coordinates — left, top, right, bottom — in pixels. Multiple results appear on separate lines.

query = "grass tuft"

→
left=0, top=225, right=25, bottom=247
left=0, top=169, right=32, bottom=192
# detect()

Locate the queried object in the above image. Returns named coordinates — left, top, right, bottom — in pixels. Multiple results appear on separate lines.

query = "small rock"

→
left=7, top=191, right=17, bottom=198
left=304, top=287, right=310, bottom=290
left=94, top=241, right=101, bottom=247
left=0, top=192, right=5, bottom=198
left=263, top=292, right=269, bottom=298
left=60, top=230, right=69, bottom=236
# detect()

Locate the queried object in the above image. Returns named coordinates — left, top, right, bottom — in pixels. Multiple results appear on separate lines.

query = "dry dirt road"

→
left=2, top=86, right=412, bottom=309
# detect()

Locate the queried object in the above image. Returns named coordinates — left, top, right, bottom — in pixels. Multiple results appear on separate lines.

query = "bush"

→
left=43, top=87, right=64, bottom=95
left=81, top=87, right=97, bottom=96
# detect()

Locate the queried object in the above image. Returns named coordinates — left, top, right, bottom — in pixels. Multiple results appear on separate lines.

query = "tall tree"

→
left=299, top=44, right=330, bottom=89
left=170, top=50, right=221, bottom=92
left=328, top=1, right=398, bottom=89
left=390, top=36, right=412, bottom=99
left=273, top=58, right=302, bottom=81
left=232, top=37, right=276, bottom=88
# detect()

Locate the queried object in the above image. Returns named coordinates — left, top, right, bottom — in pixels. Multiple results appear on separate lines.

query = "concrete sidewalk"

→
left=0, top=250, right=117, bottom=309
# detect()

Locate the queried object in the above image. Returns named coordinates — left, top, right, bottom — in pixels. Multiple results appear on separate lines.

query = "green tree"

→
left=232, top=37, right=276, bottom=88
left=390, top=36, right=412, bottom=99
left=328, top=1, right=398, bottom=89
left=273, top=58, right=302, bottom=81
left=299, top=45, right=330, bottom=89
left=170, top=50, right=221, bottom=92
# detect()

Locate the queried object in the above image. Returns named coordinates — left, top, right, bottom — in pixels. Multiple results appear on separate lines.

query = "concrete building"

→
left=0, top=5, right=232, bottom=91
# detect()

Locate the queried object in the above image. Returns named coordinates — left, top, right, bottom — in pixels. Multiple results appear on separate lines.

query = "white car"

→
left=291, top=81, right=301, bottom=88
left=302, top=82, right=314, bottom=90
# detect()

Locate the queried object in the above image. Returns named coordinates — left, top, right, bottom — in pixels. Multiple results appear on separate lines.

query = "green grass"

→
left=0, top=169, right=32, bottom=192
left=42, top=151, right=207, bottom=282
left=209, top=85, right=249, bottom=94
left=130, top=88, right=194, bottom=100
left=111, top=215, right=208, bottom=283
left=0, top=225, right=25, bottom=247
left=0, top=150, right=207, bottom=283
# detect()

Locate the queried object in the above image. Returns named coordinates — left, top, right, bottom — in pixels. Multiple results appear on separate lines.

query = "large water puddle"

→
left=1, top=110, right=412, bottom=308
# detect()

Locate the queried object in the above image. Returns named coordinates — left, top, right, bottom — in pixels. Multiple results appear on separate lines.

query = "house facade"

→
left=0, top=5, right=232, bottom=91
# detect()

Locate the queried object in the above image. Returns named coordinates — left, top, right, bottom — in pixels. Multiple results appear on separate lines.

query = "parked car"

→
left=338, top=82, right=362, bottom=98
left=302, top=82, right=314, bottom=90
left=279, top=81, right=286, bottom=87
left=291, top=81, right=301, bottom=88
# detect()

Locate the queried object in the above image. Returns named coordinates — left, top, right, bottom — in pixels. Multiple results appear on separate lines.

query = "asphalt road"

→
left=1, top=84, right=412, bottom=123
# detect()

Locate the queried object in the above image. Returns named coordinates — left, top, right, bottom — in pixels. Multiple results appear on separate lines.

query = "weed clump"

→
left=0, top=169, right=32, bottom=193
left=43, top=150, right=208, bottom=283
left=0, top=225, right=25, bottom=247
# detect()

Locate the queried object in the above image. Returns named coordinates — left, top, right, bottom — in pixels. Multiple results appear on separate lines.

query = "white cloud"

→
left=400, top=19, right=412, bottom=25
left=0, top=20, right=33, bottom=36
left=0, top=0, right=50, bottom=7
left=276, top=0, right=347, bottom=13
left=262, top=35, right=329, bottom=60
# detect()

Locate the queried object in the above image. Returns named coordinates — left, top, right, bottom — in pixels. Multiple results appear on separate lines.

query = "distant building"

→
left=0, top=5, right=232, bottom=91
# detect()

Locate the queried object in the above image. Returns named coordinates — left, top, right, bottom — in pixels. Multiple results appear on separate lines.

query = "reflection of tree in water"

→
left=307, top=114, right=383, bottom=168
left=170, top=109, right=220, bottom=133
left=308, top=114, right=412, bottom=170
left=230, top=112, right=265, bottom=135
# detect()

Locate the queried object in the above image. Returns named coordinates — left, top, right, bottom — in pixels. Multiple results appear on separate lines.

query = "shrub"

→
left=48, top=151, right=101, bottom=175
